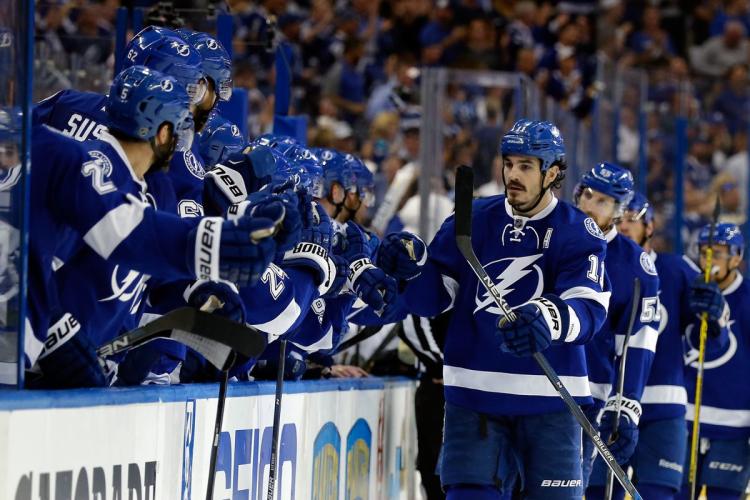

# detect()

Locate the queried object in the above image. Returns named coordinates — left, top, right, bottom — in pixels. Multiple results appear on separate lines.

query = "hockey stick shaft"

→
left=206, top=367, right=230, bottom=500
left=688, top=197, right=721, bottom=500
left=605, top=277, right=642, bottom=500
left=267, top=339, right=288, bottom=500
left=453, top=165, right=642, bottom=500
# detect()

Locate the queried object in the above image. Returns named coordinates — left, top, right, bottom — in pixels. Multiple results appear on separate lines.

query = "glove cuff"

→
left=347, top=257, right=376, bottom=290
left=227, top=201, right=251, bottom=221
left=527, top=294, right=570, bottom=342
left=37, top=313, right=82, bottom=361
left=206, top=164, right=248, bottom=205
left=604, top=395, right=642, bottom=426
left=193, top=217, right=224, bottom=281
left=283, top=242, right=335, bottom=295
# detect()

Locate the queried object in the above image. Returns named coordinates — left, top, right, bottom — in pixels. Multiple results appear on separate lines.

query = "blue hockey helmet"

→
left=577, top=162, right=634, bottom=214
left=698, top=223, right=744, bottom=256
left=323, top=152, right=375, bottom=207
left=0, top=106, right=21, bottom=142
left=175, top=29, right=233, bottom=102
left=625, top=192, right=654, bottom=225
left=123, top=26, right=208, bottom=106
left=106, top=65, right=194, bottom=152
left=500, top=119, right=567, bottom=175
left=285, top=147, right=326, bottom=198
left=198, top=113, right=246, bottom=167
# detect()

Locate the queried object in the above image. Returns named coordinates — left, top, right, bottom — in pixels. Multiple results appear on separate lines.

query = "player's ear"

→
left=155, top=122, right=172, bottom=147
left=544, top=165, right=560, bottom=187
left=730, top=254, right=743, bottom=269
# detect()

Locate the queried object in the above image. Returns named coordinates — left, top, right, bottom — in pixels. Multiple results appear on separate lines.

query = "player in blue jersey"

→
left=198, top=113, right=246, bottom=169
left=616, top=192, right=695, bottom=499
left=573, top=164, right=660, bottom=498
left=377, top=119, right=610, bottom=499
left=20, top=68, right=292, bottom=389
left=677, top=223, right=750, bottom=500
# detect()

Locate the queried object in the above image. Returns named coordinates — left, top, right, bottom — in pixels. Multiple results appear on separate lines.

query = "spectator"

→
left=322, top=37, right=366, bottom=124
left=454, top=18, right=500, bottom=70
left=419, top=0, right=466, bottom=66
left=476, top=156, right=504, bottom=197
left=721, top=131, right=749, bottom=219
left=628, top=6, right=675, bottom=66
left=365, top=53, right=418, bottom=121
left=507, top=1, right=538, bottom=54
left=713, top=64, right=750, bottom=135
left=709, top=0, right=750, bottom=37
left=617, top=107, right=640, bottom=168
left=472, top=104, right=503, bottom=186
left=690, top=20, right=749, bottom=78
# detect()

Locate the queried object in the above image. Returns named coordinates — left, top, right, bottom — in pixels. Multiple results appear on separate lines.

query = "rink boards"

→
left=0, top=377, right=417, bottom=499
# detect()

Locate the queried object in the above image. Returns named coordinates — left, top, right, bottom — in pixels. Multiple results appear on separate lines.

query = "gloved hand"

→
left=31, top=313, right=107, bottom=389
left=188, top=216, right=277, bottom=288
left=495, top=296, right=567, bottom=357
left=599, top=396, right=641, bottom=464
left=282, top=202, right=335, bottom=294
left=202, top=145, right=277, bottom=216
left=689, top=278, right=726, bottom=323
left=376, top=231, right=427, bottom=282
left=323, top=254, right=349, bottom=298
left=337, top=223, right=398, bottom=311
left=184, top=279, right=247, bottom=323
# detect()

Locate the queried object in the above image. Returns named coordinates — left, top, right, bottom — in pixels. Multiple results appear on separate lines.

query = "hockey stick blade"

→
left=98, top=307, right=267, bottom=362
left=452, top=165, right=642, bottom=500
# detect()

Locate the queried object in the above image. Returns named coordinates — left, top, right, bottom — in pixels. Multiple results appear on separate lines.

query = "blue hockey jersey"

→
left=685, top=273, right=750, bottom=439
left=403, top=195, right=610, bottom=415
left=19, top=126, right=202, bottom=364
left=640, top=252, right=697, bottom=421
left=585, top=229, right=660, bottom=414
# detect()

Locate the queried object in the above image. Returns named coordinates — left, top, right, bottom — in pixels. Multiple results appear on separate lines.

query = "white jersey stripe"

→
left=589, top=381, right=612, bottom=402
left=686, top=404, right=750, bottom=428
left=641, top=385, right=688, bottom=406
left=616, top=325, right=659, bottom=353
left=444, top=365, right=591, bottom=398
left=83, top=194, right=147, bottom=259
left=560, top=286, right=611, bottom=310
left=250, top=298, right=302, bottom=339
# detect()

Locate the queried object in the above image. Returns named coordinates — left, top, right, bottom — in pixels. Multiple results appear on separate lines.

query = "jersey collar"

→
left=99, top=131, right=147, bottom=192
left=722, top=272, right=743, bottom=296
left=503, top=194, right=558, bottom=222
left=604, top=226, right=617, bottom=243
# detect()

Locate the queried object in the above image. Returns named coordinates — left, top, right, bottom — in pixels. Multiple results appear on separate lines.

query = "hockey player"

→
left=573, top=166, right=660, bottom=498
left=678, top=223, right=750, bottom=500
left=379, top=119, right=610, bottom=499
left=615, top=192, right=695, bottom=499
left=22, top=67, right=290, bottom=388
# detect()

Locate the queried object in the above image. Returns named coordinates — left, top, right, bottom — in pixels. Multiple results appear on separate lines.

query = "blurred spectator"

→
left=472, top=104, right=503, bottom=186
left=476, top=156, right=503, bottom=197
left=365, top=53, right=418, bottom=121
left=628, top=6, right=675, bottom=66
left=454, top=18, right=500, bottom=70
left=419, top=0, right=466, bottom=66
left=712, top=64, right=750, bottom=135
left=721, top=131, right=749, bottom=219
left=709, top=0, right=750, bottom=37
left=690, top=20, right=749, bottom=78
left=617, top=107, right=639, bottom=168
left=322, top=37, right=366, bottom=124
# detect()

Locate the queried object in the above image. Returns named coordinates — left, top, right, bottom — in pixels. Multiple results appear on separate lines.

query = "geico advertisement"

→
left=1, top=380, right=416, bottom=500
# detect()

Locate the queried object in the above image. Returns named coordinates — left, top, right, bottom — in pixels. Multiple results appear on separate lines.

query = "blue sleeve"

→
left=348, top=296, right=408, bottom=326
left=616, top=262, right=661, bottom=402
left=241, top=264, right=320, bottom=339
left=168, top=147, right=206, bottom=217
left=401, top=213, right=461, bottom=317
left=552, top=227, right=610, bottom=346
left=32, top=91, right=64, bottom=126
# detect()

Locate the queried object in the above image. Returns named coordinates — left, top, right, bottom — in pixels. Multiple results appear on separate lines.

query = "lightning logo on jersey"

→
left=474, top=254, right=544, bottom=315
left=100, top=265, right=150, bottom=314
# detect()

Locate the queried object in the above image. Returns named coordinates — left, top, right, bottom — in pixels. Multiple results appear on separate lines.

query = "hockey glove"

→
left=323, top=254, right=349, bottom=298
left=282, top=202, right=336, bottom=295
left=188, top=216, right=277, bottom=288
left=337, top=223, right=398, bottom=311
left=31, top=313, right=108, bottom=389
left=377, top=231, right=427, bottom=282
left=202, top=145, right=277, bottom=216
left=688, top=278, right=726, bottom=323
left=599, top=396, right=641, bottom=464
left=184, top=279, right=247, bottom=324
left=495, top=296, right=569, bottom=357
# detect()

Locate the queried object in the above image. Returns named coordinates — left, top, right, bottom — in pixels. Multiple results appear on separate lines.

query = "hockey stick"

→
left=266, top=338, right=288, bottom=500
left=453, top=165, right=642, bottom=500
left=604, top=277, right=642, bottom=500
left=688, top=197, right=721, bottom=500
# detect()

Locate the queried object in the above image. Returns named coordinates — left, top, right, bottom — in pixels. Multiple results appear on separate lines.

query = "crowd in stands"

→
left=33, top=0, right=750, bottom=253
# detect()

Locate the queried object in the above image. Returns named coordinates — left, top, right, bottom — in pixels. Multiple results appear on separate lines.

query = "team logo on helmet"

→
left=0, top=31, right=13, bottom=48
left=183, top=149, right=205, bottom=179
left=171, top=41, right=190, bottom=57
left=160, top=79, right=174, bottom=92
left=207, top=39, right=219, bottom=50
left=584, top=218, right=606, bottom=240
left=550, top=126, right=560, bottom=137
left=230, top=124, right=240, bottom=137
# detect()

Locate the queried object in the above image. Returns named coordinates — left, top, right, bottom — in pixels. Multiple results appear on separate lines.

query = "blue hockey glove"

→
left=495, top=296, right=569, bottom=357
left=202, top=145, right=277, bottom=216
left=377, top=231, right=427, bottom=282
left=31, top=313, right=107, bottom=389
left=689, top=278, right=726, bottom=323
left=189, top=216, right=278, bottom=288
left=337, top=223, right=398, bottom=311
left=282, top=202, right=336, bottom=294
left=599, top=396, right=641, bottom=464
left=184, top=279, right=247, bottom=323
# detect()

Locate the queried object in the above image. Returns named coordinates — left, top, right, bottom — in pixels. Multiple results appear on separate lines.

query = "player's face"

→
left=193, top=78, right=216, bottom=133
left=699, top=243, right=741, bottom=285
left=502, top=155, right=544, bottom=208
left=618, top=210, right=650, bottom=247
left=0, top=141, right=18, bottom=170
left=577, top=187, right=617, bottom=231
left=337, top=190, right=363, bottom=222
